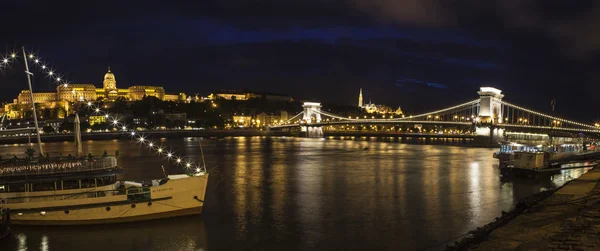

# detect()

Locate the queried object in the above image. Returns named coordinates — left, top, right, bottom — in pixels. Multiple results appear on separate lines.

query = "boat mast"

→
left=199, top=140, right=206, bottom=172
left=22, top=47, right=44, bottom=155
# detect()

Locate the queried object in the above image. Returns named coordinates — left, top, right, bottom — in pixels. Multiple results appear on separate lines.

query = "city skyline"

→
left=1, top=1, right=599, bottom=122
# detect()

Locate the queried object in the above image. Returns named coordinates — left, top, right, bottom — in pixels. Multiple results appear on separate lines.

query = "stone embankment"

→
left=446, top=166, right=600, bottom=251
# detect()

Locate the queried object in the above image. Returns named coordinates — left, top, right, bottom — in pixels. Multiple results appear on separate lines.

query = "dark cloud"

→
left=0, top=0, right=599, bottom=121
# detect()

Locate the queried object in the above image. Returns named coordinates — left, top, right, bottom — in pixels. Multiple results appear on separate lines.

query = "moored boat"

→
left=0, top=156, right=208, bottom=225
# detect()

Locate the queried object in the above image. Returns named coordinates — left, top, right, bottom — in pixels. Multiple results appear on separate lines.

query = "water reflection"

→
left=0, top=137, right=588, bottom=251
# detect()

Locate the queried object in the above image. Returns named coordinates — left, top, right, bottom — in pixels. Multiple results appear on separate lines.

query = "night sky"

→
left=1, top=1, right=599, bottom=122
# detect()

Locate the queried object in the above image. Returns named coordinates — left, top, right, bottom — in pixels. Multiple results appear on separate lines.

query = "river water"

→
left=0, top=137, right=589, bottom=251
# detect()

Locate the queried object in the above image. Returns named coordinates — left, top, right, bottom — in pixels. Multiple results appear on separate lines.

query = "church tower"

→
left=358, top=88, right=363, bottom=108
left=103, top=67, right=117, bottom=91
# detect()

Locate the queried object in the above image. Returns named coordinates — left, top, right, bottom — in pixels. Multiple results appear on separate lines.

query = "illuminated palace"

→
left=5, top=67, right=185, bottom=119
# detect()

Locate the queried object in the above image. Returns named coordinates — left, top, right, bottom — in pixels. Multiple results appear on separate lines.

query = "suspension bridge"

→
left=269, top=87, right=600, bottom=144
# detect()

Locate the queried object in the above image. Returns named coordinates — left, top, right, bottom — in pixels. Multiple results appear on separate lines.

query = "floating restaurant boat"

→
left=494, top=132, right=597, bottom=176
left=0, top=157, right=209, bottom=225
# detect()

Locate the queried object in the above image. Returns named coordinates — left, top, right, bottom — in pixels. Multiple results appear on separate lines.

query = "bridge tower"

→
left=475, top=87, right=504, bottom=145
left=477, top=87, right=504, bottom=124
left=301, top=102, right=323, bottom=137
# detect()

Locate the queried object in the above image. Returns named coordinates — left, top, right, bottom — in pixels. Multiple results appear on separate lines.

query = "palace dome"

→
left=104, top=67, right=115, bottom=81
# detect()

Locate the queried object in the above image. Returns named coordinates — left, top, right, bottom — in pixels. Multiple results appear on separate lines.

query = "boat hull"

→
left=12, top=206, right=202, bottom=226
left=7, top=174, right=208, bottom=226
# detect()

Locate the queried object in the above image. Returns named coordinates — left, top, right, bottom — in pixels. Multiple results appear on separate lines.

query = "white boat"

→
left=0, top=157, right=208, bottom=225
left=0, top=48, right=209, bottom=225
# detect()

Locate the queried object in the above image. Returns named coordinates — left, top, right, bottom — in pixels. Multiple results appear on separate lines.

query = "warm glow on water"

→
left=0, top=137, right=588, bottom=251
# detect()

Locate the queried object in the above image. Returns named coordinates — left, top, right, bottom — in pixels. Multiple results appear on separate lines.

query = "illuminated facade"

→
left=6, top=67, right=186, bottom=119
left=15, top=67, right=184, bottom=103
left=358, top=88, right=402, bottom=115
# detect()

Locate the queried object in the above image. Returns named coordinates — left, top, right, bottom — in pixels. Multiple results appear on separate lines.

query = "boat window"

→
left=80, top=179, right=96, bottom=188
left=32, top=182, right=55, bottom=191
left=8, top=184, right=25, bottom=192
left=127, top=187, right=151, bottom=201
left=62, top=180, right=80, bottom=190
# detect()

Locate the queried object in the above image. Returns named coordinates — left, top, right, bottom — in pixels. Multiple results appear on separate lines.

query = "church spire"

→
left=108, top=66, right=111, bottom=72
left=358, top=88, right=363, bottom=108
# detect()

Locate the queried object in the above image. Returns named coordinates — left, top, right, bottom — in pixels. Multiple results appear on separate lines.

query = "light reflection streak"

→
left=40, top=235, right=49, bottom=251
left=17, top=233, right=27, bottom=251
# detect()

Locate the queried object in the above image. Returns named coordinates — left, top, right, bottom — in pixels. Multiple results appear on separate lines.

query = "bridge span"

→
left=269, top=87, right=600, bottom=145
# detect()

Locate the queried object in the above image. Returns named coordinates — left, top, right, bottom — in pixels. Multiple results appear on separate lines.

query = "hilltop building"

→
left=358, top=88, right=403, bottom=115
left=210, top=90, right=293, bottom=102
left=5, top=67, right=186, bottom=119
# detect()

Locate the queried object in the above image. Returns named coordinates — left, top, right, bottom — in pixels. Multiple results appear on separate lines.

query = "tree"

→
left=67, top=153, right=73, bottom=159
left=115, top=150, right=120, bottom=158
left=25, top=148, right=35, bottom=161
left=87, top=153, right=93, bottom=160
left=102, top=150, right=108, bottom=158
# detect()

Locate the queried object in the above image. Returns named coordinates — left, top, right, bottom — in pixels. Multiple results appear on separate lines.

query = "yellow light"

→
left=158, top=148, right=163, bottom=153
left=28, top=54, right=34, bottom=59
left=10, top=53, right=15, bottom=58
left=48, top=71, right=53, bottom=75
left=176, top=158, right=181, bottom=163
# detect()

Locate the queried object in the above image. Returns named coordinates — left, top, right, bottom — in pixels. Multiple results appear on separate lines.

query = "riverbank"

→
left=0, top=130, right=294, bottom=144
left=448, top=166, right=600, bottom=250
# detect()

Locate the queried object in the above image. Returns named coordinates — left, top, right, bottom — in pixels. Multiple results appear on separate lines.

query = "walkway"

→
left=470, top=167, right=600, bottom=250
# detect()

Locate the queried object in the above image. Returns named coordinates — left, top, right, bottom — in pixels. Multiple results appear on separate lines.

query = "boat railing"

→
left=6, top=186, right=152, bottom=204
left=0, top=156, right=118, bottom=177
left=6, top=189, right=123, bottom=204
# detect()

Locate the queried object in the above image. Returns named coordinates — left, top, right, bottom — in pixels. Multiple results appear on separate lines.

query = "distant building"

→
left=5, top=67, right=186, bottom=119
left=89, top=115, right=107, bottom=125
left=214, top=90, right=249, bottom=100
left=256, top=111, right=289, bottom=126
left=232, top=115, right=252, bottom=127
left=212, top=90, right=293, bottom=102
left=358, top=88, right=403, bottom=115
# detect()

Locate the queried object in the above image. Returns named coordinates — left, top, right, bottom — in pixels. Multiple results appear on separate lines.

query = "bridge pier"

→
left=474, top=126, right=504, bottom=147
left=302, top=126, right=324, bottom=138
